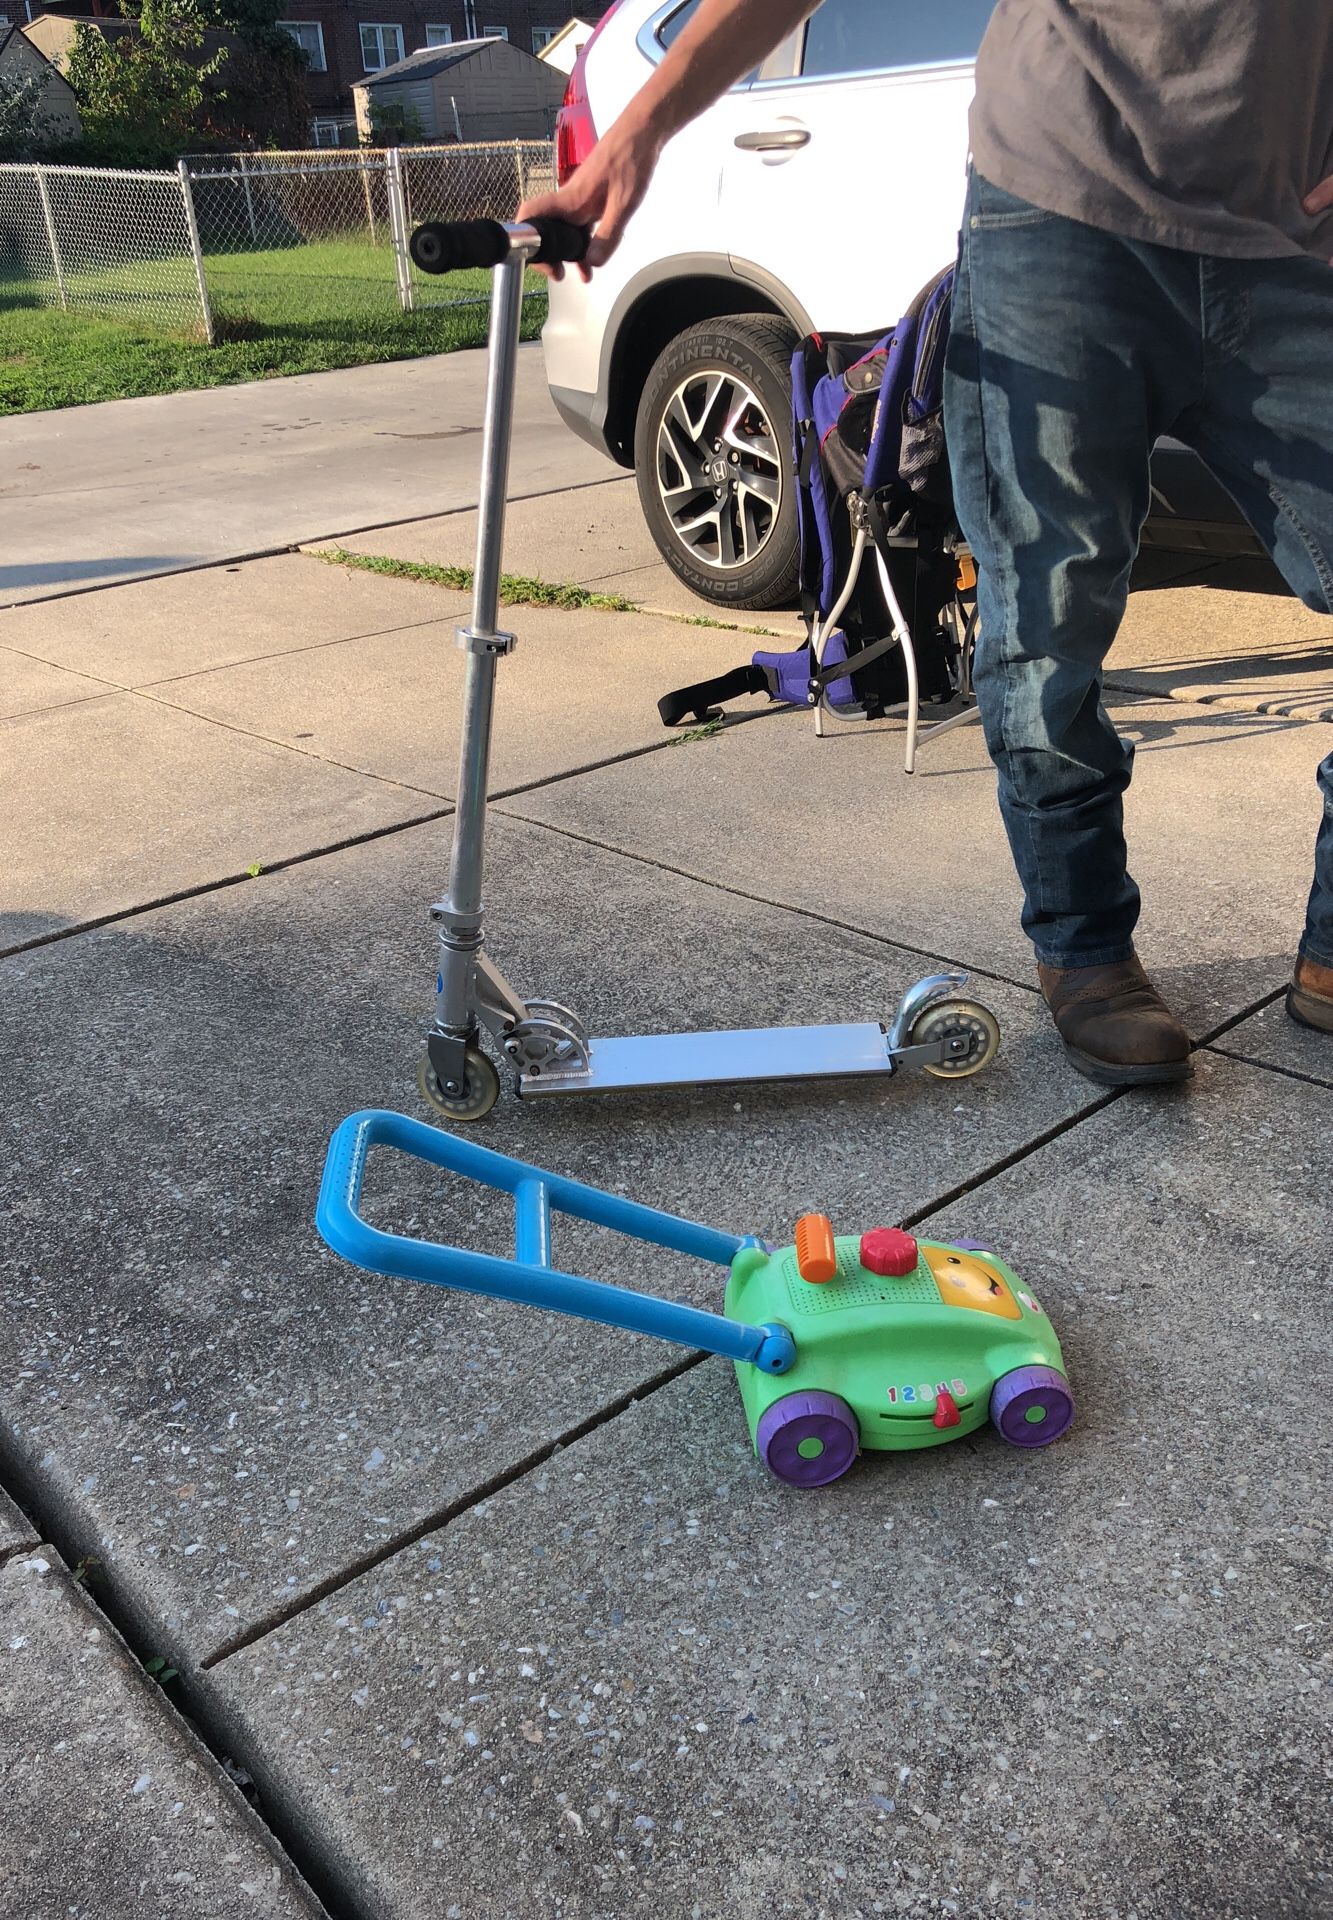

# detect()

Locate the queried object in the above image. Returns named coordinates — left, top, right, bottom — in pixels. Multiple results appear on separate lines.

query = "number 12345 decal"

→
left=887, top=1378, right=966, bottom=1405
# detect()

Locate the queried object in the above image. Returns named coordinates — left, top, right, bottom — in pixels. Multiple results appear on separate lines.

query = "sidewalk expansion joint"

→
left=487, top=804, right=1044, bottom=1000
left=1204, top=1043, right=1332, bottom=1094
left=486, top=704, right=783, bottom=802
left=128, top=687, right=457, bottom=801
left=0, top=1455, right=344, bottom=1919
left=0, top=807, right=453, bottom=959
left=898, top=1088, right=1122, bottom=1230
left=309, top=545, right=797, bottom=642
left=0, top=716, right=772, bottom=961
left=897, top=979, right=1304, bottom=1226
left=1193, top=982, right=1288, bottom=1045
left=200, top=1349, right=707, bottom=1671
left=130, top=613, right=457, bottom=690
left=0, top=473, right=628, bottom=612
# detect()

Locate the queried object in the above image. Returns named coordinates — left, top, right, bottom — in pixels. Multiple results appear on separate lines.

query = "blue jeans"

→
left=945, top=170, right=1333, bottom=971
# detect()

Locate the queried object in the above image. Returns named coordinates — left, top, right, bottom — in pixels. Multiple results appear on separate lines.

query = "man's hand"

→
left=1303, top=175, right=1333, bottom=260
left=518, top=117, right=662, bottom=281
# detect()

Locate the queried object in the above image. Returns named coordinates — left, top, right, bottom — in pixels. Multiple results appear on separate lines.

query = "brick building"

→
left=19, top=0, right=610, bottom=147
left=274, top=0, right=610, bottom=144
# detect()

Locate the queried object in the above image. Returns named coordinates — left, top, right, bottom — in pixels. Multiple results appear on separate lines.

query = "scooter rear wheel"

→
left=417, top=1046, right=500, bottom=1122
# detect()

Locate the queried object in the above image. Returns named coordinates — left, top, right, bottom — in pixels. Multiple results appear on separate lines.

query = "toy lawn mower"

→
left=317, top=1110, right=1074, bottom=1489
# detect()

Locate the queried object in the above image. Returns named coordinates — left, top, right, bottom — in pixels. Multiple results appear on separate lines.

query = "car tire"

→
left=634, top=313, right=800, bottom=611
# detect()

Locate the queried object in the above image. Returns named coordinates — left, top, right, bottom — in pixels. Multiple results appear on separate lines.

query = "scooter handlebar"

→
left=409, top=216, right=591, bottom=274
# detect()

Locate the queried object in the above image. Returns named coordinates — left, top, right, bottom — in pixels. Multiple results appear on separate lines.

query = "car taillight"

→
left=555, top=70, right=597, bottom=185
left=553, top=0, right=626, bottom=185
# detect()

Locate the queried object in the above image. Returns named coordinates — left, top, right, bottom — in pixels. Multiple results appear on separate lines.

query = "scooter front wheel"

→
left=909, top=999, right=1001, bottom=1079
left=417, top=1046, right=501, bottom=1122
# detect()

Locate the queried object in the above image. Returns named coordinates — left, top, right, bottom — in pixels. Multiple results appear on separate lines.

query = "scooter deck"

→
left=518, top=1021, right=896, bottom=1098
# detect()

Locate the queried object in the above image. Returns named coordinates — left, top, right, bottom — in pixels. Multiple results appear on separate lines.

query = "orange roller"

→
left=795, top=1212, right=839, bottom=1284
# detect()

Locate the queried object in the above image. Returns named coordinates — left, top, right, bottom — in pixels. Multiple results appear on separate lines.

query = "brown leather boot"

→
left=1037, top=954, right=1193, bottom=1087
left=1287, top=953, right=1333, bottom=1033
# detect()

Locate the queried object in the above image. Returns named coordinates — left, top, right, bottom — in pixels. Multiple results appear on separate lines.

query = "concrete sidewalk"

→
left=0, top=346, right=618, bottom=606
left=1, top=479, right=1330, bottom=1920
left=3, top=1543, right=323, bottom=1919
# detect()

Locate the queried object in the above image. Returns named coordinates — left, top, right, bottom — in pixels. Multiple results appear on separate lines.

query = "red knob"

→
left=932, top=1388, right=961, bottom=1429
left=859, top=1228, right=919, bottom=1277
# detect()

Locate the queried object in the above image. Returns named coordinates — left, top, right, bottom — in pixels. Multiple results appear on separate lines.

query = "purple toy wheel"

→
left=990, top=1366, right=1074, bottom=1448
left=756, top=1391, right=859, bottom=1488
left=952, top=1239, right=991, bottom=1253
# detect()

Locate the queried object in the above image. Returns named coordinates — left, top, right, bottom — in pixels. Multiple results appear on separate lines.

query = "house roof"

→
left=539, top=18, right=596, bottom=57
left=3, top=21, right=78, bottom=95
left=23, top=9, right=233, bottom=77
left=1, top=23, right=35, bottom=62
left=26, top=12, right=135, bottom=39
left=359, top=36, right=529, bottom=88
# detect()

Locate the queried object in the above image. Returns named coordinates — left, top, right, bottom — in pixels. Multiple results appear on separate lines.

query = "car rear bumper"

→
left=547, top=379, right=611, bottom=454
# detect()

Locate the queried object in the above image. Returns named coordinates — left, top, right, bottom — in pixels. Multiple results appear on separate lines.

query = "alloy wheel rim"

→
left=654, top=369, right=783, bottom=571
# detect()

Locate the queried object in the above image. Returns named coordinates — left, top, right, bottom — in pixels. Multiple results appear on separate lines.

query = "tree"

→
left=64, top=0, right=226, bottom=164
left=196, top=41, right=309, bottom=150
left=0, top=71, right=52, bottom=160
left=192, top=0, right=310, bottom=148
left=197, top=0, right=306, bottom=62
left=366, top=100, right=427, bottom=147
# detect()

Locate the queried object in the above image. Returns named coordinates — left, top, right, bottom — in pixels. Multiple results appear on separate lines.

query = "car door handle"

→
left=733, top=128, right=811, bottom=152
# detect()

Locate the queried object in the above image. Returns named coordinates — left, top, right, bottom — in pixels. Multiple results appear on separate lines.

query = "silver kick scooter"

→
left=408, top=216, right=1002, bottom=1122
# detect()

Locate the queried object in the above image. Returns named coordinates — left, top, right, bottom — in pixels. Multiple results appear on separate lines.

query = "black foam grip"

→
left=409, top=219, right=509, bottom=274
left=527, top=216, right=590, bottom=266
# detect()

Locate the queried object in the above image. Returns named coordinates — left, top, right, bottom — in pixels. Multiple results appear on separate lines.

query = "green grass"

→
left=318, top=546, right=640, bottom=614
left=0, top=237, right=545, bottom=414
left=678, top=612, right=785, bottom=636
left=667, top=717, right=726, bottom=744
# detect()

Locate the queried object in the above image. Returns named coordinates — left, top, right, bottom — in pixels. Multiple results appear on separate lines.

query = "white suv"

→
left=543, top=0, right=1258, bottom=611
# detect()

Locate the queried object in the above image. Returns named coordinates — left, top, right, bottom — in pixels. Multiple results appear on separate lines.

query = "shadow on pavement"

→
left=0, top=558, right=199, bottom=596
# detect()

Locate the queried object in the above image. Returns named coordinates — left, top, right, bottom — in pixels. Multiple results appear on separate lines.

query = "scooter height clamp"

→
left=456, top=625, right=517, bottom=656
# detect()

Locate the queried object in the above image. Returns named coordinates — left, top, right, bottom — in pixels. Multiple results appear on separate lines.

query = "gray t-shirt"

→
left=970, top=1, right=1333, bottom=259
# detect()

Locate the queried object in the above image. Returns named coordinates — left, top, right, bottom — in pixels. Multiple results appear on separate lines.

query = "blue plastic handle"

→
left=316, top=1111, right=796, bottom=1374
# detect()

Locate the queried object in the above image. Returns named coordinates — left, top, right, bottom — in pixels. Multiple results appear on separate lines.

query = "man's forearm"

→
left=619, top=0, right=820, bottom=149
left=518, top=0, right=819, bottom=269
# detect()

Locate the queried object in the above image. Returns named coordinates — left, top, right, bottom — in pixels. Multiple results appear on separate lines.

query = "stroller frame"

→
left=811, top=512, right=985, bottom=774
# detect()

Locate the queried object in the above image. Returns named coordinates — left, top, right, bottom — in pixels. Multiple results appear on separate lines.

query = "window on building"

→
left=360, top=21, right=405, bottom=69
left=801, top=0, right=995, bottom=78
left=312, top=117, right=350, bottom=147
left=531, top=26, right=555, bottom=52
left=277, top=19, right=326, bottom=70
left=482, top=25, right=508, bottom=39
left=424, top=22, right=452, bottom=44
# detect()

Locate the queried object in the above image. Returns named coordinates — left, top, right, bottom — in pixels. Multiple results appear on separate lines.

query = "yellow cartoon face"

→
left=922, top=1246, right=1022, bottom=1321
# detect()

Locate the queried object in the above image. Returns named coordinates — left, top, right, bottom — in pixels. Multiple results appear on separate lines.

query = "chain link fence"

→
left=1, top=142, right=555, bottom=344
left=0, top=161, right=211, bottom=336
